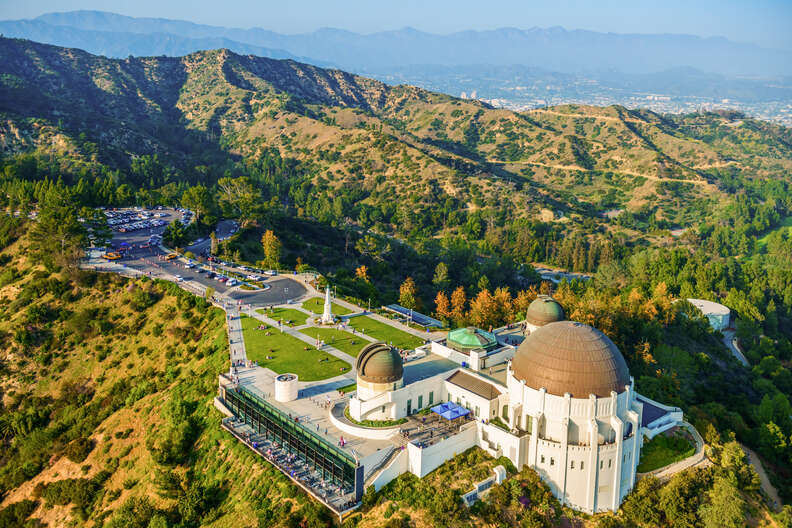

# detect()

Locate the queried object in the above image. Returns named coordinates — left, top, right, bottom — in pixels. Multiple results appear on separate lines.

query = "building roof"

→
left=356, top=343, right=404, bottom=384
left=686, top=298, right=730, bottom=316
left=448, top=327, right=497, bottom=350
left=525, top=295, right=565, bottom=327
left=511, top=321, right=630, bottom=398
left=446, top=370, right=501, bottom=400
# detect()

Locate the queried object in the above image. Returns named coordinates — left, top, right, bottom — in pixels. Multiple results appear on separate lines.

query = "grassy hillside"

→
left=1, top=37, right=791, bottom=239
left=0, top=220, right=786, bottom=527
left=0, top=223, right=338, bottom=527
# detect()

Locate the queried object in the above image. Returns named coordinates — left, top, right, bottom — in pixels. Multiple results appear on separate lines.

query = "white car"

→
left=264, top=270, right=278, bottom=276
left=175, top=275, right=184, bottom=282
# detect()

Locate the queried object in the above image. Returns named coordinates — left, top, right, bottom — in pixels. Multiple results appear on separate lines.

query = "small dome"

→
left=356, top=343, right=404, bottom=384
left=448, top=327, right=497, bottom=350
left=525, top=295, right=565, bottom=327
left=511, top=321, right=630, bottom=398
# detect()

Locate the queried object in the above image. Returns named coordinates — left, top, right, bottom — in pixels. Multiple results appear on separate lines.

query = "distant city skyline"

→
left=1, top=0, right=791, bottom=51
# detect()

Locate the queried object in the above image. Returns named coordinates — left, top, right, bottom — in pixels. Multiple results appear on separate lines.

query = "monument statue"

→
left=321, top=286, right=335, bottom=324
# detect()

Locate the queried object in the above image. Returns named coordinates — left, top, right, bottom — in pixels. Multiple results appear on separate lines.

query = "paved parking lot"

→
left=102, top=208, right=307, bottom=305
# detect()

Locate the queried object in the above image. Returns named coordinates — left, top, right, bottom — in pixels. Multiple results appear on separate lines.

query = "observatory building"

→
left=217, top=297, right=687, bottom=516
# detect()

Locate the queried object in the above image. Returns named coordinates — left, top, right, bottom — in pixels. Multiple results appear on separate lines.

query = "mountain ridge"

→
left=2, top=10, right=787, bottom=76
left=1, top=36, right=790, bottom=244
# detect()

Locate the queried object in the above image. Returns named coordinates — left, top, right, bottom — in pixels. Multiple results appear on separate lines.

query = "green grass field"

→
left=346, top=315, right=426, bottom=350
left=240, top=316, right=350, bottom=380
left=256, top=307, right=310, bottom=326
left=301, top=297, right=354, bottom=315
left=300, top=327, right=368, bottom=357
left=757, top=216, right=792, bottom=249
left=637, top=433, right=695, bottom=473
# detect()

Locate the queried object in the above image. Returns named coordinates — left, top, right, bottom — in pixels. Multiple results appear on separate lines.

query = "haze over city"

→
left=3, top=0, right=792, bottom=49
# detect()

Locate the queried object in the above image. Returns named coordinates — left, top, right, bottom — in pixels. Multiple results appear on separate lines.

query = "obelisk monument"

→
left=321, top=286, right=334, bottom=324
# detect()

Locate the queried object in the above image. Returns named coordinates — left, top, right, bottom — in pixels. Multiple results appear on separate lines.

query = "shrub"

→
left=0, top=500, right=37, bottom=528
left=105, top=497, right=159, bottom=528
left=64, top=437, right=94, bottom=463
left=41, top=477, right=100, bottom=519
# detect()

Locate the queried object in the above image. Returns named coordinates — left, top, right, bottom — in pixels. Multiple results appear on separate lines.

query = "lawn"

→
left=637, top=432, right=695, bottom=473
left=346, top=315, right=426, bottom=350
left=256, top=307, right=310, bottom=326
left=301, top=296, right=354, bottom=316
left=240, top=316, right=351, bottom=381
left=757, top=216, right=792, bottom=249
left=300, top=327, right=368, bottom=357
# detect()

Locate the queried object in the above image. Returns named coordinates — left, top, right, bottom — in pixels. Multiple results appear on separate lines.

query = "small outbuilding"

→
left=687, top=298, right=730, bottom=331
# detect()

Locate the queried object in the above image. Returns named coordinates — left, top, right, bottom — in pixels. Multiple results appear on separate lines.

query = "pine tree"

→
left=432, top=262, right=450, bottom=291
left=399, top=277, right=420, bottom=310
left=434, top=291, right=451, bottom=323
left=355, top=265, right=370, bottom=282
left=493, top=287, right=513, bottom=325
left=260, top=230, right=282, bottom=270
left=469, top=289, right=499, bottom=329
left=698, top=477, right=746, bottom=528
left=450, top=286, right=468, bottom=327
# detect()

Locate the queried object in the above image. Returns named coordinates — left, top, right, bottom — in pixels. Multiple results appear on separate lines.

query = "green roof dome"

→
left=525, top=295, right=565, bottom=327
left=356, top=343, right=403, bottom=383
left=448, top=327, right=498, bottom=350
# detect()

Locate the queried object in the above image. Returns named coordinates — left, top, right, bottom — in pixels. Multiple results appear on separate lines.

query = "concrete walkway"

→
left=226, top=303, right=247, bottom=365
left=743, top=445, right=782, bottom=512
left=722, top=329, right=750, bottom=367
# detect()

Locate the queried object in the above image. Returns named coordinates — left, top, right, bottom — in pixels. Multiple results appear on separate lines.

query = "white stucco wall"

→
left=361, top=446, right=397, bottom=482
left=503, top=366, right=642, bottom=513
left=370, top=448, right=409, bottom=491
left=407, top=422, right=478, bottom=477
left=329, top=404, right=402, bottom=440
left=430, top=341, right=470, bottom=365
left=481, top=345, right=516, bottom=369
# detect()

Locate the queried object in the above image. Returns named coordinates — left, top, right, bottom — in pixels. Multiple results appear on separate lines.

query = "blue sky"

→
left=2, top=0, right=791, bottom=50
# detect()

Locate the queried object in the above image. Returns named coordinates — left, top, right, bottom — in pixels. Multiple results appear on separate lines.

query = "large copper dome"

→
left=356, top=343, right=404, bottom=384
left=511, top=321, right=630, bottom=398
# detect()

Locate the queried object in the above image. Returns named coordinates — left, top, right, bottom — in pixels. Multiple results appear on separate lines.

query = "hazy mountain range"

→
left=4, top=10, right=790, bottom=77
left=2, top=10, right=792, bottom=123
